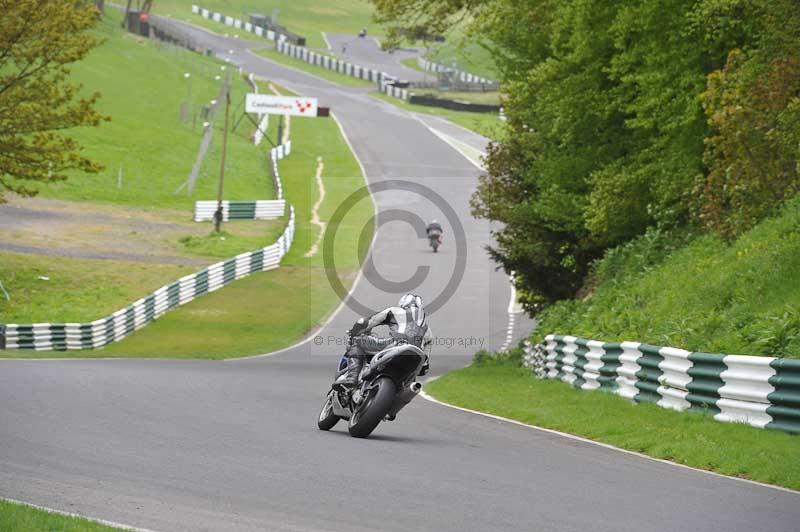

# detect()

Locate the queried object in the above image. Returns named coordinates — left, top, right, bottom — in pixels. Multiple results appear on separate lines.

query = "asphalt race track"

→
left=1, top=21, right=799, bottom=532
left=323, top=32, right=429, bottom=83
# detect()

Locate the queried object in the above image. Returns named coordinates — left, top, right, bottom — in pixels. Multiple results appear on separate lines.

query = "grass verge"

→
left=370, top=92, right=504, bottom=141
left=400, top=57, right=425, bottom=74
left=255, top=46, right=375, bottom=88
left=0, top=252, right=192, bottom=324
left=0, top=499, right=124, bottom=532
left=177, top=222, right=284, bottom=258
left=426, top=357, right=800, bottom=490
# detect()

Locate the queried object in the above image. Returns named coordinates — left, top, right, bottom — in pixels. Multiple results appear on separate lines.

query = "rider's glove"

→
left=348, top=318, right=368, bottom=339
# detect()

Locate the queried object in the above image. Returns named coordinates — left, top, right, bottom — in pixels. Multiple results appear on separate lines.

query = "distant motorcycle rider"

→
left=426, top=220, right=443, bottom=241
left=333, top=294, right=431, bottom=391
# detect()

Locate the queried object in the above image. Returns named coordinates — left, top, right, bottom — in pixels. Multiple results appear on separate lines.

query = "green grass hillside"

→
left=99, top=104, right=374, bottom=359
left=0, top=11, right=373, bottom=358
left=532, top=196, right=800, bottom=358
left=15, top=9, right=273, bottom=210
left=156, top=0, right=377, bottom=49
left=0, top=82, right=373, bottom=359
left=426, top=25, right=498, bottom=80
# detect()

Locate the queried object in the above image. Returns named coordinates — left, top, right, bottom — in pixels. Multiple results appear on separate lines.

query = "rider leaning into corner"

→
left=333, top=293, right=432, bottom=391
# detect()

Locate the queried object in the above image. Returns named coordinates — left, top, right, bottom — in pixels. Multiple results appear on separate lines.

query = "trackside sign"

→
left=245, top=94, right=318, bottom=117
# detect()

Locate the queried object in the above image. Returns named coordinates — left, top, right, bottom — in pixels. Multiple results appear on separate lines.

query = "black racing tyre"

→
left=317, top=391, right=340, bottom=431
left=348, top=377, right=396, bottom=438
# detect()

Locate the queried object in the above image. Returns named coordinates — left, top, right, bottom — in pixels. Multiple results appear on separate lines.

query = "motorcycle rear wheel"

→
left=348, top=377, right=396, bottom=438
left=317, top=391, right=340, bottom=431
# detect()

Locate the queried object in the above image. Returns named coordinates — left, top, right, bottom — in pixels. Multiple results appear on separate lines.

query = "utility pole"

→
left=214, top=74, right=231, bottom=233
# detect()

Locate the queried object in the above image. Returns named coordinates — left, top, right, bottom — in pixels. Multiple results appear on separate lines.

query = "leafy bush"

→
left=472, top=345, right=524, bottom=366
left=696, top=42, right=800, bottom=238
left=589, top=227, right=693, bottom=287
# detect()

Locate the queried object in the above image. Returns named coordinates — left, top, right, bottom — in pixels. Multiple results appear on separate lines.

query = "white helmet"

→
left=398, top=293, right=423, bottom=309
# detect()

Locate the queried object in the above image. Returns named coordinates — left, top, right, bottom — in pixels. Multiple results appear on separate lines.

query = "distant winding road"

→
left=1, top=20, right=797, bottom=532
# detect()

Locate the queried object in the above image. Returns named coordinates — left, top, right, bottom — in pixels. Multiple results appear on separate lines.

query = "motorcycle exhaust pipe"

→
left=387, top=382, right=422, bottom=418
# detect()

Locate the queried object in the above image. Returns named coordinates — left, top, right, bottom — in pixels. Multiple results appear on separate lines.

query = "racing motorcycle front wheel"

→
left=348, top=377, right=396, bottom=438
left=317, top=391, right=340, bottom=431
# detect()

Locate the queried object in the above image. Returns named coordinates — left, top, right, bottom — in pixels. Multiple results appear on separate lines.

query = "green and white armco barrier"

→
left=193, top=138, right=291, bottom=222
left=194, top=200, right=286, bottom=222
left=192, top=4, right=281, bottom=42
left=0, top=207, right=294, bottom=351
left=416, top=56, right=498, bottom=88
left=523, top=335, right=800, bottom=434
left=275, top=40, right=409, bottom=100
left=3, top=122, right=298, bottom=351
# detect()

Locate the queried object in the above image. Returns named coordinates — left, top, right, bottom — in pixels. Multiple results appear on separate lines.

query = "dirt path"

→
left=0, top=196, right=259, bottom=266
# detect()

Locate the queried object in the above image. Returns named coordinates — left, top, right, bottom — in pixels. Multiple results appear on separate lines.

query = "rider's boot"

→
left=332, top=356, right=363, bottom=392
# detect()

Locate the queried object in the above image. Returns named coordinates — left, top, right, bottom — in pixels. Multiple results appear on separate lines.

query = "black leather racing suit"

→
left=337, top=305, right=431, bottom=388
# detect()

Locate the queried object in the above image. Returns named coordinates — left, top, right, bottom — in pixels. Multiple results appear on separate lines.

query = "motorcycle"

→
left=428, top=231, right=442, bottom=253
left=317, top=336, right=427, bottom=438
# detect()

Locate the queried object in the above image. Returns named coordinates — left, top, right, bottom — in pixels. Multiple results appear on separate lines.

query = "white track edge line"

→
left=227, top=111, right=377, bottom=361
left=417, top=390, right=800, bottom=496
left=413, top=117, right=485, bottom=172
left=413, top=112, right=492, bottom=147
left=0, top=497, right=158, bottom=532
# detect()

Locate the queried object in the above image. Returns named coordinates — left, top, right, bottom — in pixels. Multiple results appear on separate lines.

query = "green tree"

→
left=0, top=0, right=108, bottom=202
left=372, top=0, right=488, bottom=49
left=375, top=0, right=800, bottom=309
